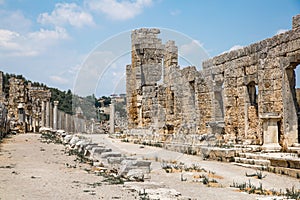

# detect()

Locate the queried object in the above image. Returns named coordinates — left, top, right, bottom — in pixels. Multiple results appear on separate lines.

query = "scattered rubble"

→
left=42, top=130, right=191, bottom=199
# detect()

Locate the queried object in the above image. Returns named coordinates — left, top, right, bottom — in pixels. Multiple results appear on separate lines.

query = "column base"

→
left=261, top=143, right=282, bottom=152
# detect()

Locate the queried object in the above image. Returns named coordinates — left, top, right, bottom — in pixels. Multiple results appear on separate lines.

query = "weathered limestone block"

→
left=69, top=136, right=80, bottom=145
left=126, top=169, right=145, bottom=181
left=270, top=158, right=289, bottom=168
left=288, top=159, right=300, bottom=169
left=91, top=147, right=112, bottom=155
left=100, top=152, right=122, bottom=158
left=118, top=160, right=151, bottom=176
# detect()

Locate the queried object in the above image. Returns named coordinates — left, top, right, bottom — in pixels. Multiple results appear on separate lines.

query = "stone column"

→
left=110, top=98, right=115, bottom=134
left=46, top=101, right=50, bottom=128
left=65, top=114, right=69, bottom=132
left=32, top=115, right=36, bottom=132
left=260, top=113, right=282, bottom=151
left=50, top=103, right=53, bottom=128
left=57, top=110, right=61, bottom=130
left=91, top=118, right=95, bottom=133
left=41, top=101, right=45, bottom=127
left=53, top=101, right=59, bottom=130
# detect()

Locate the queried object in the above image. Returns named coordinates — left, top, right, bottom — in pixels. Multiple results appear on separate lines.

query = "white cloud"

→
left=86, top=0, right=152, bottom=21
left=0, top=10, right=32, bottom=33
left=276, top=29, right=288, bottom=35
left=0, top=0, right=4, bottom=5
left=0, top=27, right=69, bottom=57
left=38, top=3, right=94, bottom=28
left=50, top=75, right=69, bottom=84
left=29, top=27, right=69, bottom=41
left=0, top=29, right=38, bottom=56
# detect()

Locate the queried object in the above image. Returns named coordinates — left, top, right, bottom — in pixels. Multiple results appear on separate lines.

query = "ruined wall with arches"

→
left=202, top=14, right=300, bottom=147
left=126, top=15, right=300, bottom=148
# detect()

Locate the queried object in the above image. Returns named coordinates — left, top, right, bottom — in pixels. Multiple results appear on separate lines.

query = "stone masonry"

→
left=0, top=73, right=92, bottom=134
left=126, top=15, right=300, bottom=150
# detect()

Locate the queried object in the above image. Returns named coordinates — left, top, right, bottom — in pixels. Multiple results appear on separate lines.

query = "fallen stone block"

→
left=107, top=156, right=137, bottom=165
left=91, top=147, right=112, bottom=155
left=63, top=135, right=73, bottom=144
left=101, top=152, right=122, bottom=158
left=69, top=136, right=80, bottom=146
left=84, top=144, right=99, bottom=150
left=126, top=169, right=144, bottom=181
left=107, top=157, right=125, bottom=164
left=75, top=140, right=90, bottom=152
left=56, top=130, right=66, bottom=137
left=91, top=147, right=113, bottom=160
left=118, top=160, right=151, bottom=176
left=39, top=127, right=52, bottom=133
left=83, top=144, right=99, bottom=156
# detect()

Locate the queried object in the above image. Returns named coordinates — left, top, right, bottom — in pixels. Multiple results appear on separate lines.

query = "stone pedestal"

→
left=260, top=113, right=282, bottom=151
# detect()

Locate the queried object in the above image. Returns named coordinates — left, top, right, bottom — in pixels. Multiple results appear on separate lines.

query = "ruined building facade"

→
left=0, top=73, right=90, bottom=134
left=126, top=15, right=300, bottom=150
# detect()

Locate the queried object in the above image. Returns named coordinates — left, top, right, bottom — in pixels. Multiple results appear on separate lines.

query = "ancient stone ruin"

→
left=0, top=73, right=92, bottom=134
left=126, top=15, right=300, bottom=152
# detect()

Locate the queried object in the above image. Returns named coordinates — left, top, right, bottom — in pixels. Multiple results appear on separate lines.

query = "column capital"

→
left=54, top=101, right=59, bottom=106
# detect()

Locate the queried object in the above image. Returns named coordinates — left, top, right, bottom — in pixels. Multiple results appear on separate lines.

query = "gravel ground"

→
left=0, top=133, right=138, bottom=200
left=0, top=133, right=299, bottom=200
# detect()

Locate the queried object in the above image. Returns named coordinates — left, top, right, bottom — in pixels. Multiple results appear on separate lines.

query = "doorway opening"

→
left=286, top=64, right=300, bottom=143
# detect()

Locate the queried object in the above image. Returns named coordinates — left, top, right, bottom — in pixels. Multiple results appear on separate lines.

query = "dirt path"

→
left=0, top=133, right=138, bottom=200
left=1, top=133, right=299, bottom=200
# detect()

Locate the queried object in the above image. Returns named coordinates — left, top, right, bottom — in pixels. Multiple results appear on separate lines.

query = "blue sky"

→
left=0, top=0, right=299, bottom=96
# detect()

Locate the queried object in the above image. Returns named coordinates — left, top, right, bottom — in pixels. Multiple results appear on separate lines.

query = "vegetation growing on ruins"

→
left=230, top=180, right=300, bottom=198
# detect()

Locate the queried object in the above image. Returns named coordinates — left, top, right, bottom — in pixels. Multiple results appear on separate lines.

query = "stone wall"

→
left=203, top=14, right=300, bottom=147
left=126, top=14, right=300, bottom=148
left=126, top=28, right=212, bottom=140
